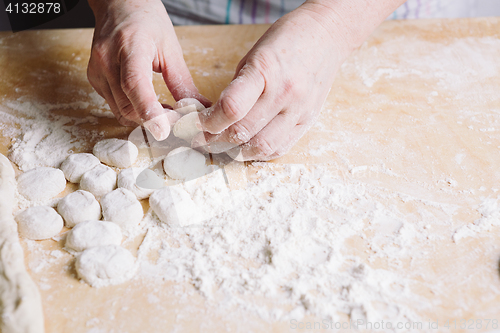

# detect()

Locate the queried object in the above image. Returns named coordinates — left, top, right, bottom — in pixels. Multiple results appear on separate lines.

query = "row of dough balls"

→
left=16, top=139, right=143, bottom=287
left=16, top=141, right=210, bottom=240
left=16, top=97, right=210, bottom=284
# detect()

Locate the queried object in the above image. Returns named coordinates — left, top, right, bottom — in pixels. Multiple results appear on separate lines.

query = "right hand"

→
left=87, top=0, right=211, bottom=140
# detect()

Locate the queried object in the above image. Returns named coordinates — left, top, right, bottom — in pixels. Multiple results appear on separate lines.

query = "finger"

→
left=100, top=81, right=137, bottom=127
left=263, top=123, right=310, bottom=161
left=199, top=64, right=265, bottom=135
left=105, top=66, right=142, bottom=124
left=200, top=92, right=282, bottom=148
left=120, top=49, right=171, bottom=140
left=232, top=110, right=300, bottom=161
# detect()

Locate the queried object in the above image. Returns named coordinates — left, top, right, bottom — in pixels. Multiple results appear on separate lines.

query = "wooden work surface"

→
left=1, top=18, right=500, bottom=332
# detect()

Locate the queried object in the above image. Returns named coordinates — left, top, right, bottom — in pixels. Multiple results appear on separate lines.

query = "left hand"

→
left=193, top=2, right=350, bottom=161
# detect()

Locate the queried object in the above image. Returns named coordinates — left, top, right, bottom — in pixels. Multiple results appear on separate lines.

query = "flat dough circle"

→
left=15, top=206, right=64, bottom=240
left=75, top=245, right=137, bottom=288
left=149, top=186, right=200, bottom=227
left=65, top=220, right=122, bottom=252
left=163, top=147, right=209, bottom=181
left=172, top=112, right=201, bottom=142
left=93, top=139, right=139, bottom=168
left=57, top=190, right=101, bottom=227
left=17, top=167, right=66, bottom=201
left=101, top=188, right=143, bottom=231
left=59, top=153, right=101, bottom=183
left=80, top=164, right=117, bottom=198
left=173, top=98, right=205, bottom=114
left=117, top=168, right=155, bottom=200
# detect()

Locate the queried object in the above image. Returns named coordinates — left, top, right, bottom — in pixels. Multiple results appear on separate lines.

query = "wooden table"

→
left=1, top=18, right=500, bottom=332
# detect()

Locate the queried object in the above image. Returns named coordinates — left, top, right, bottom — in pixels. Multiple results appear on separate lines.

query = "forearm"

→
left=299, top=0, right=406, bottom=59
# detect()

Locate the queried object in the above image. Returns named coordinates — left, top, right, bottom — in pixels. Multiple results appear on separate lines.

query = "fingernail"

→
left=144, top=114, right=170, bottom=141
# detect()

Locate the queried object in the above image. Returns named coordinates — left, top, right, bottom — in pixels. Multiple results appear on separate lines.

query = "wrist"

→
left=298, top=0, right=405, bottom=59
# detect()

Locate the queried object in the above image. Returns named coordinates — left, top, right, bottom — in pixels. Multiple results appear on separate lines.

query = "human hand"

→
left=87, top=0, right=210, bottom=140
left=193, top=2, right=350, bottom=161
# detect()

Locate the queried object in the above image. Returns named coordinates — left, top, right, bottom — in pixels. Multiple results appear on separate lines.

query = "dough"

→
left=57, top=190, right=101, bottom=227
left=173, top=98, right=205, bottom=114
left=163, top=147, right=209, bottom=181
left=59, top=153, right=101, bottom=183
left=0, top=154, right=44, bottom=333
left=80, top=164, right=117, bottom=198
left=117, top=167, right=155, bottom=200
left=75, top=245, right=137, bottom=288
left=15, top=206, right=64, bottom=240
left=92, top=139, right=139, bottom=168
left=149, top=186, right=201, bottom=227
left=101, top=188, right=143, bottom=231
left=172, top=112, right=202, bottom=142
left=65, top=220, right=122, bottom=253
left=17, top=167, right=66, bottom=201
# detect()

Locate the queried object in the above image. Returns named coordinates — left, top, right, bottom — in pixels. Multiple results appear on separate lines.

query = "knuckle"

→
left=120, top=103, right=136, bottom=119
left=219, top=95, right=244, bottom=122
left=121, top=73, right=140, bottom=95
left=227, top=123, right=252, bottom=145
left=247, top=50, right=275, bottom=77
left=92, top=40, right=109, bottom=64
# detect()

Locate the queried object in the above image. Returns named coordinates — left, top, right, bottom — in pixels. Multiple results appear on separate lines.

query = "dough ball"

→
left=149, top=186, right=201, bottom=227
left=117, top=168, right=155, bottom=200
left=92, top=139, right=139, bottom=168
left=163, top=147, right=209, bottom=181
left=101, top=188, right=143, bottom=231
left=172, top=112, right=202, bottom=142
left=65, top=220, right=122, bottom=252
left=75, top=245, right=137, bottom=287
left=17, top=167, right=66, bottom=201
left=80, top=164, right=117, bottom=198
left=15, top=206, right=64, bottom=240
left=173, top=98, right=205, bottom=114
left=57, top=190, right=101, bottom=227
left=59, top=153, right=101, bottom=183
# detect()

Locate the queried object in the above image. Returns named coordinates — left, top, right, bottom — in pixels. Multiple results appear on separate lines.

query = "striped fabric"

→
left=161, top=0, right=477, bottom=26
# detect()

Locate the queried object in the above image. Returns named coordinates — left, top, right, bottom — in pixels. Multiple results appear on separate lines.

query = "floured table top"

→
left=1, top=18, right=500, bottom=332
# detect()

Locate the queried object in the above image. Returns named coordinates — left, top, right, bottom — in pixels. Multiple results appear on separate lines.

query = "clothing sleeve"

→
left=161, top=0, right=305, bottom=25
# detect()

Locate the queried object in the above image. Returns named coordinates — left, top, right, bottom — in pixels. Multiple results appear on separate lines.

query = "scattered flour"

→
left=0, top=98, right=103, bottom=171
left=1, top=29, right=500, bottom=330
